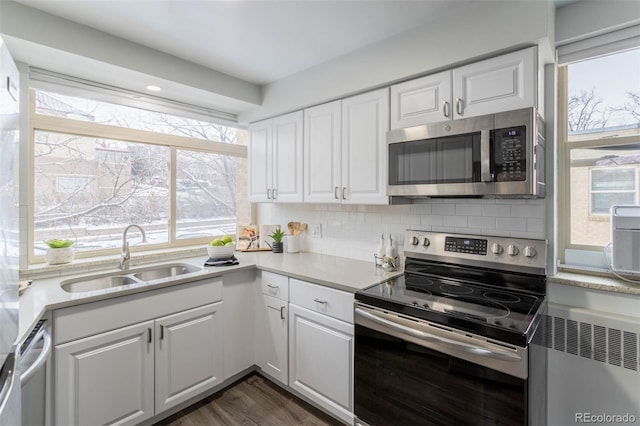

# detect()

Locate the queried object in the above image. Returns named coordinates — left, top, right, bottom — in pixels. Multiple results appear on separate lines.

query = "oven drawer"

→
left=290, top=279, right=354, bottom=323
left=261, top=271, right=289, bottom=301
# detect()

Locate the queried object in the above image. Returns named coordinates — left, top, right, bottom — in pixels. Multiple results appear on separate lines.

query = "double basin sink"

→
left=60, top=263, right=202, bottom=293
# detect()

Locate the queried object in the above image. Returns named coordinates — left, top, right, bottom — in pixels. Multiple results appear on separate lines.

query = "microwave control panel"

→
left=493, top=126, right=526, bottom=182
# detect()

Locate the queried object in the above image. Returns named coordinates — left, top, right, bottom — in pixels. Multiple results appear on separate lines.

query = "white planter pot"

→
left=45, top=247, right=74, bottom=265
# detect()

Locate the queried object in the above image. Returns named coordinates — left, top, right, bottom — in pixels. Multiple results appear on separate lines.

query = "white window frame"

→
left=557, top=67, right=640, bottom=265
left=28, top=89, right=249, bottom=264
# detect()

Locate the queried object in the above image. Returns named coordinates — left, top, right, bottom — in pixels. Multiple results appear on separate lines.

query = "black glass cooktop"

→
left=356, top=272, right=545, bottom=347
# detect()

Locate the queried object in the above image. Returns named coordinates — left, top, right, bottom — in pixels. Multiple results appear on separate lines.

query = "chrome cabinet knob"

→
left=507, top=244, right=519, bottom=256
left=422, top=238, right=430, bottom=247
left=410, top=236, right=419, bottom=245
left=491, top=243, right=503, bottom=254
left=524, top=246, right=537, bottom=258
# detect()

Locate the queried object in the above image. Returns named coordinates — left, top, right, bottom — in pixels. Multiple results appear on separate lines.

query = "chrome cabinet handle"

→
left=280, top=306, right=286, bottom=320
left=314, top=298, right=328, bottom=304
left=267, top=284, right=279, bottom=291
left=456, top=98, right=463, bottom=116
left=443, top=101, right=450, bottom=118
left=148, top=328, right=152, bottom=344
left=267, top=188, right=272, bottom=199
left=273, top=188, right=277, bottom=199
left=160, top=325, right=164, bottom=340
left=342, top=187, right=347, bottom=200
left=334, top=186, right=339, bottom=199
left=355, top=307, right=521, bottom=361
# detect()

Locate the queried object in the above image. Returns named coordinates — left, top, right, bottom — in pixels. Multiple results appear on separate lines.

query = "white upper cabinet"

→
left=390, top=70, right=452, bottom=128
left=304, top=89, right=389, bottom=205
left=390, top=47, right=537, bottom=127
left=453, top=47, right=537, bottom=119
left=304, top=100, right=342, bottom=203
left=341, top=88, right=390, bottom=205
left=248, top=111, right=303, bottom=202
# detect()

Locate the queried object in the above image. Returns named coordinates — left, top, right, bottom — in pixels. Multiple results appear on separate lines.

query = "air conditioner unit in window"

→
left=611, top=205, right=640, bottom=276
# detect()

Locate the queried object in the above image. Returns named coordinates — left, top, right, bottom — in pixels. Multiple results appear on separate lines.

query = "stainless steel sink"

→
left=132, top=264, right=200, bottom=281
left=61, top=275, right=142, bottom=293
left=60, top=263, right=202, bottom=293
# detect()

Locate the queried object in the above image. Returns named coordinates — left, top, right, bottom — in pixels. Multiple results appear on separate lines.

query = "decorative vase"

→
left=272, top=242, right=283, bottom=253
left=45, top=247, right=74, bottom=265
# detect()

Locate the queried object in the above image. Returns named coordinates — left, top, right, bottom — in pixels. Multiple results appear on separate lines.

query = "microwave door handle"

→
left=480, top=129, right=492, bottom=182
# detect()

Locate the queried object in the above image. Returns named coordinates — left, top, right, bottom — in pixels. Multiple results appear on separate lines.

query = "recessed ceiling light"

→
left=146, top=85, right=162, bottom=92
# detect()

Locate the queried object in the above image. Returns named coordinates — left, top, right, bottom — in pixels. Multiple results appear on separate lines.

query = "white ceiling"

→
left=14, top=0, right=471, bottom=86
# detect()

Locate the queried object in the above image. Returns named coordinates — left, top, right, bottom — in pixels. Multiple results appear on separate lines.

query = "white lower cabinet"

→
left=255, top=271, right=289, bottom=385
left=54, top=278, right=224, bottom=426
left=155, top=302, right=224, bottom=413
left=256, top=293, right=289, bottom=385
left=55, top=321, right=155, bottom=426
left=288, top=279, right=354, bottom=425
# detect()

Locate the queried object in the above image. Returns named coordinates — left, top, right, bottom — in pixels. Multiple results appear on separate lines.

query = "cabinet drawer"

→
left=261, top=271, right=289, bottom=301
left=54, top=278, right=222, bottom=344
left=289, top=279, right=354, bottom=323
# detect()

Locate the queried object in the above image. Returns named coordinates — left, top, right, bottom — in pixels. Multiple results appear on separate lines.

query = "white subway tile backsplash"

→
left=456, top=204, right=483, bottom=216
left=401, top=214, right=422, bottom=225
left=421, top=215, right=444, bottom=226
left=496, top=217, right=527, bottom=231
left=444, top=215, right=468, bottom=227
left=432, top=204, right=456, bottom=216
left=482, top=204, right=509, bottom=217
left=257, top=197, right=546, bottom=263
left=469, top=216, right=496, bottom=229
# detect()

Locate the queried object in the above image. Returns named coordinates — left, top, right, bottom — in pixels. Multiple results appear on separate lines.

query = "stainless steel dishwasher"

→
left=19, top=318, right=52, bottom=426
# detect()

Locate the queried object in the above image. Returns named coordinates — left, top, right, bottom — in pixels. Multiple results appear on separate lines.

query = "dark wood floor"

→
left=154, top=373, right=342, bottom=426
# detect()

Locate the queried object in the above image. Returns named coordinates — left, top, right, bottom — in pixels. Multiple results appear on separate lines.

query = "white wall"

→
left=240, top=0, right=555, bottom=123
left=257, top=199, right=547, bottom=262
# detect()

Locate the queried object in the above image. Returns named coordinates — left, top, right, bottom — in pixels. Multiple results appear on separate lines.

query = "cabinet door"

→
left=155, top=302, right=223, bottom=413
left=289, top=303, right=354, bottom=424
left=223, top=270, right=256, bottom=380
left=453, top=47, right=537, bottom=119
left=304, top=100, right=342, bottom=203
left=341, top=88, right=390, bottom=205
left=255, top=294, right=288, bottom=385
left=272, top=111, right=304, bottom=202
left=55, top=321, right=154, bottom=426
left=390, top=70, right=452, bottom=128
left=248, top=119, right=273, bottom=202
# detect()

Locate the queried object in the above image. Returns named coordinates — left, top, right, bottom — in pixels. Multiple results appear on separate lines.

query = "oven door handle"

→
left=355, top=307, right=521, bottom=361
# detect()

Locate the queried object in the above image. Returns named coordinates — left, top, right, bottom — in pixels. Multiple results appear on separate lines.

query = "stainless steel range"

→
left=354, top=230, right=547, bottom=426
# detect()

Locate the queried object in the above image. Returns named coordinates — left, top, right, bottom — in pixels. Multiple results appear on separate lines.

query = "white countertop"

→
left=18, top=251, right=402, bottom=342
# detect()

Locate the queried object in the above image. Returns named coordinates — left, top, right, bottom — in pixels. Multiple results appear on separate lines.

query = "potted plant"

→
left=269, top=228, right=285, bottom=253
left=44, top=239, right=75, bottom=265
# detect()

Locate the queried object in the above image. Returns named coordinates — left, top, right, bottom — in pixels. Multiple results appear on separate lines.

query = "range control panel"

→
left=404, top=230, right=547, bottom=274
left=444, top=237, right=487, bottom=255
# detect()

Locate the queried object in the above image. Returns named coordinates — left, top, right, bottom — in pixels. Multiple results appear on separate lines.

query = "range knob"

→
left=507, top=244, right=519, bottom=256
left=410, top=236, right=419, bottom=245
left=491, top=243, right=504, bottom=254
left=423, top=237, right=430, bottom=247
left=524, top=246, right=537, bottom=258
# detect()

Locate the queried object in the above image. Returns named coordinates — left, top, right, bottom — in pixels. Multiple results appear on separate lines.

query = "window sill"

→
left=552, top=264, right=640, bottom=295
left=20, top=245, right=208, bottom=281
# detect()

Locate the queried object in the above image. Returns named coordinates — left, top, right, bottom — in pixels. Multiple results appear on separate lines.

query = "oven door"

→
left=387, top=114, right=493, bottom=197
left=354, top=304, right=528, bottom=426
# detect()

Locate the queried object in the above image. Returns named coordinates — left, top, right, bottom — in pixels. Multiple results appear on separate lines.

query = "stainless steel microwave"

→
left=387, top=108, right=545, bottom=199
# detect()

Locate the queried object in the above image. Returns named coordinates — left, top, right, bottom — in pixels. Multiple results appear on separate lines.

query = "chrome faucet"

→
left=119, top=224, right=147, bottom=270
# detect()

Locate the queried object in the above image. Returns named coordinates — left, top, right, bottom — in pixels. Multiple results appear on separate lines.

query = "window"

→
left=559, top=48, right=640, bottom=258
left=590, top=167, right=638, bottom=214
left=30, top=88, right=249, bottom=262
